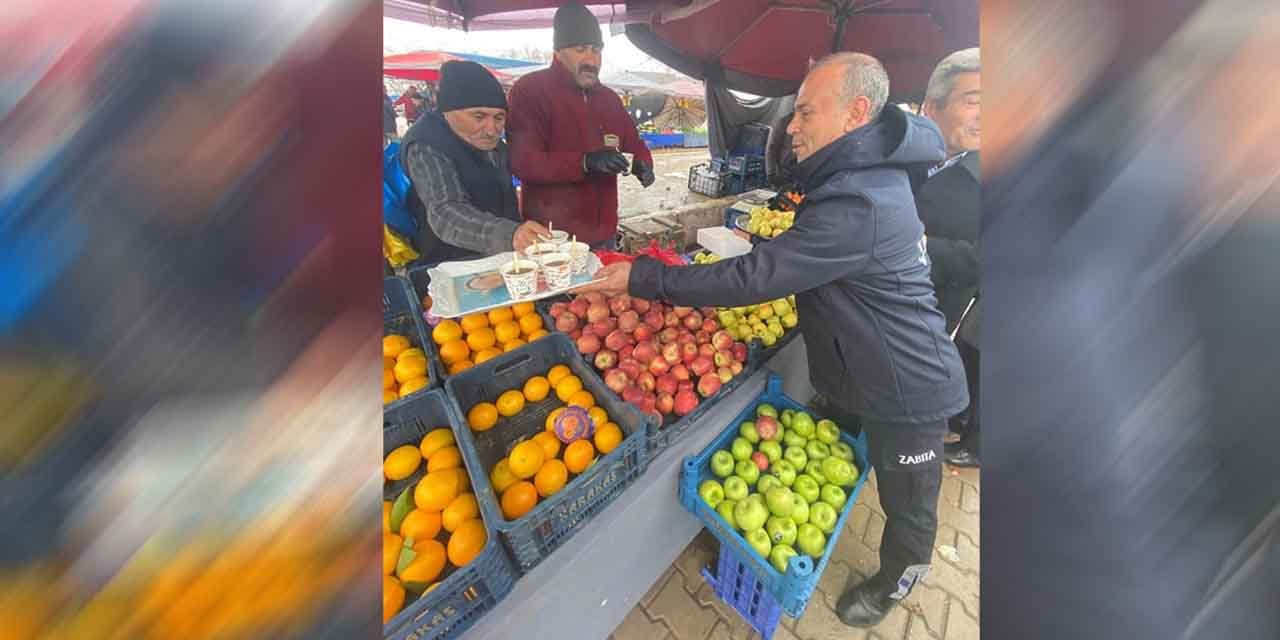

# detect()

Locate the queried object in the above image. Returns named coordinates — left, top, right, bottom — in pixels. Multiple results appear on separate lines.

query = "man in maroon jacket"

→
left=507, top=2, right=655, bottom=249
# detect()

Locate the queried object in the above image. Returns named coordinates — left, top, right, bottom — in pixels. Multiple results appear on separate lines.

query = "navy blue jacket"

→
left=630, top=106, right=968, bottom=423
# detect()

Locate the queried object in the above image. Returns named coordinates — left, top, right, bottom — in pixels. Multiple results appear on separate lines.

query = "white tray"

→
left=427, top=252, right=605, bottom=318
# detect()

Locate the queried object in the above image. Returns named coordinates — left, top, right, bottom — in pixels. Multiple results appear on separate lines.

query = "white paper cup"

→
left=561, top=241, right=591, bottom=274
left=547, top=230, right=570, bottom=245
left=525, top=242, right=560, bottom=261
left=537, top=252, right=573, bottom=290
left=499, top=259, right=540, bottom=299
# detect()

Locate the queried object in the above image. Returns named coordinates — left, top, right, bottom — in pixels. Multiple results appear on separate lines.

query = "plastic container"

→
left=385, top=276, right=443, bottom=400
left=678, top=374, right=870, bottom=618
left=701, top=544, right=784, bottom=640
left=445, top=333, right=654, bottom=573
left=697, top=226, right=753, bottom=258
left=383, top=391, right=517, bottom=640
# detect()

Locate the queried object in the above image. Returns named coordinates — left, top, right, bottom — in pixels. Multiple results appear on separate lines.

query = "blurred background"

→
left=983, top=0, right=1280, bottom=637
left=1, top=0, right=383, bottom=637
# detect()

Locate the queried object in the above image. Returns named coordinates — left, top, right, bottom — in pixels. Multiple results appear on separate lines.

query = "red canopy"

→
left=382, top=51, right=468, bottom=82
left=624, top=0, right=979, bottom=98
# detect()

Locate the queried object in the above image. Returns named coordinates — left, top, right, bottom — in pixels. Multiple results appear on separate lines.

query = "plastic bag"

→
left=383, top=225, right=419, bottom=268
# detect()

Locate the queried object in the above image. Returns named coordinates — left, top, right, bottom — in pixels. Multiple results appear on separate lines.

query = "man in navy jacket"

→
left=579, top=53, right=968, bottom=627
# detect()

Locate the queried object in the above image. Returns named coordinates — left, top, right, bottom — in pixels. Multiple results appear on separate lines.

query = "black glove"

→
left=632, top=157, right=655, bottom=187
left=584, top=150, right=629, bottom=174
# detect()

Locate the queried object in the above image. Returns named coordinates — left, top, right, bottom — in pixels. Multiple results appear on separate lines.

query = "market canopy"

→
left=623, top=0, right=980, bottom=99
left=383, top=50, right=537, bottom=82
left=385, top=0, right=628, bottom=30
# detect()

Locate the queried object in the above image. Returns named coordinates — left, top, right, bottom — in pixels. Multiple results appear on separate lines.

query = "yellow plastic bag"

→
left=383, top=225, right=419, bottom=268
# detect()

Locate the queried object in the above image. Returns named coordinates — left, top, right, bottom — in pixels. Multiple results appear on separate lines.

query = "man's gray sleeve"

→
left=405, top=143, right=518, bottom=256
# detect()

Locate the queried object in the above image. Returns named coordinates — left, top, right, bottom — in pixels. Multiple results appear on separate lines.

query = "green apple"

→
left=805, top=441, right=831, bottom=462
left=829, top=441, right=854, bottom=462
left=699, top=479, right=725, bottom=508
left=792, top=474, right=821, bottom=504
left=767, top=322, right=785, bottom=339
left=809, top=502, right=838, bottom=534
left=796, top=523, right=826, bottom=558
left=784, top=429, right=808, bottom=448
left=770, top=459, right=797, bottom=486
left=766, top=516, right=797, bottom=546
left=783, top=446, right=808, bottom=471
left=815, top=419, right=840, bottom=445
left=739, top=421, right=760, bottom=444
left=758, top=440, right=783, bottom=464
left=734, top=499, right=769, bottom=532
left=756, top=474, right=783, bottom=496
left=730, top=437, right=754, bottom=461
left=804, top=460, right=827, bottom=484
left=723, top=475, right=750, bottom=501
left=755, top=404, right=778, bottom=419
left=734, top=459, right=760, bottom=486
left=820, top=456, right=857, bottom=487
left=760, top=331, right=778, bottom=348
left=821, top=484, right=847, bottom=510
left=710, top=450, right=735, bottom=478
left=781, top=312, right=798, bottom=329
left=745, top=528, right=772, bottom=559
left=716, top=499, right=738, bottom=529
left=765, top=487, right=795, bottom=518
left=780, top=409, right=795, bottom=428
left=771, top=299, right=791, bottom=317
left=769, top=544, right=798, bottom=574
left=790, top=412, right=816, bottom=439
left=789, top=494, right=810, bottom=526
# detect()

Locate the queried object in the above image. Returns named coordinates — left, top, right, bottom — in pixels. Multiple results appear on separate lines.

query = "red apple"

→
left=681, top=342, right=699, bottom=364
left=638, top=393, right=657, bottom=415
left=631, top=298, right=651, bottom=314
left=618, top=343, right=634, bottom=362
left=714, top=349, right=734, bottom=368
left=649, top=302, right=666, bottom=316
left=716, top=366, right=734, bottom=383
left=751, top=451, right=770, bottom=471
left=595, top=349, right=618, bottom=370
left=568, top=297, right=589, bottom=318
left=605, top=329, right=631, bottom=352
left=695, top=330, right=711, bottom=344
left=690, top=355, right=715, bottom=377
left=712, top=330, right=735, bottom=352
left=699, top=306, right=717, bottom=318
left=755, top=415, right=779, bottom=440
left=633, top=325, right=654, bottom=342
left=662, top=342, right=682, bottom=365
left=633, top=341, right=658, bottom=365
left=678, top=380, right=695, bottom=395
left=604, top=369, right=629, bottom=394
left=549, top=302, right=568, bottom=318
left=682, top=313, right=702, bottom=331
left=618, top=359, right=642, bottom=380
left=556, top=312, right=580, bottom=333
left=609, top=295, right=632, bottom=316
left=636, top=371, right=656, bottom=393
left=697, top=374, right=723, bottom=398
left=698, top=343, right=717, bottom=358
left=617, top=310, right=640, bottom=332
left=702, top=318, right=719, bottom=333
left=671, top=363, right=691, bottom=382
left=674, top=389, right=700, bottom=416
left=677, top=331, right=696, bottom=346
left=643, top=311, right=664, bottom=331
left=569, top=329, right=582, bottom=341
left=577, top=333, right=602, bottom=355
left=673, top=306, right=693, bottom=317
left=587, top=303, right=610, bottom=324
left=659, top=327, right=680, bottom=344
left=730, top=361, right=744, bottom=376
left=732, top=342, right=748, bottom=363
left=622, top=385, right=645, bottom=405
left=664, top=311, right=680, bottom=328
left=656, top=374, right=679, bottom=395
left=656, top=392, right=675, bottom=415
left=648, top=357, right=670, bottom=376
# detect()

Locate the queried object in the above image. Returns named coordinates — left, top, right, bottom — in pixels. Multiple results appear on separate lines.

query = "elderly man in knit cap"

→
left=506, top=1, right=655, bottom=250
left=400, top=60, right=551, bottom=264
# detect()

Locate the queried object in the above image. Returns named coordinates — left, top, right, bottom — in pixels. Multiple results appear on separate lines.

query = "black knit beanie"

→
left=436, top=61, right=507, bottom=112
left=553, top=2, right=603, bottom=50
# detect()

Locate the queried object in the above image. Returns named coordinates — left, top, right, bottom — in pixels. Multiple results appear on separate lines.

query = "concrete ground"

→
left=618, top=147, right=719, bottom=219
left=609, top=465, right=981, bottom=640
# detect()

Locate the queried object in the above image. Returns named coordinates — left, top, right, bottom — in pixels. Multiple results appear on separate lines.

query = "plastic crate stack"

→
left=688, top=154, right=767, bottom=198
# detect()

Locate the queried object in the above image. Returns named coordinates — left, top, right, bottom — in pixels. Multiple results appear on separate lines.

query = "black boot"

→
left=836, top=574, right=898, bottom=628
left=944, top=439, right=980, bottom=468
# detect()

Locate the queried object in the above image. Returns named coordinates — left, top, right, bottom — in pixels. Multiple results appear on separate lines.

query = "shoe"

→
left=944, top=442, right=980, bottom=468
left=836, top=575, right=898, bottom=628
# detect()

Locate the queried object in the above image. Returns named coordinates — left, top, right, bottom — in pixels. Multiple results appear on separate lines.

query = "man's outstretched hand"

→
left=574, top=261, right=632, bottom=297
left=633, top=158, right=656, bottom=187
left=512, top=220, right=552, bottom=252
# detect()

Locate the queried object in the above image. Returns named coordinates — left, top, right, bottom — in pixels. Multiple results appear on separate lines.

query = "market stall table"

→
left=465, top=336, right=813, bottom=639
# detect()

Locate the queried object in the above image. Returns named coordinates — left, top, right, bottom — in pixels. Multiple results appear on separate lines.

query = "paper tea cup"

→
left=546, top=230, right=570, bottom=245
left=561, top=241, right=591, bottom=274
left=537, top=252, right=573, bottom=290
left=524, top=242, right=560, bottom=261
left=499, top=259, right=540, bottom=299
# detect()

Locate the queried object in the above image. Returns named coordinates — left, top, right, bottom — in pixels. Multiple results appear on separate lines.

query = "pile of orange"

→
left=383, top=427, right=487, bottom=624
left=466, top=363, right=629, bottom=522
left=384, top=333, right=430, bottom=405
left=431, top=302, right=548, bottom=376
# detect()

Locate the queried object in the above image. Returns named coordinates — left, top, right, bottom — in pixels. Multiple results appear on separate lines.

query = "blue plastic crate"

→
left=385, top=276, right=443, bottom=399
left=678, top=374, right=870, bottom=618
left=701, top=543, right=784, bottom=640
left=383, top=391, right=517, bottom=640
left=445, top=333, right=654, bottom=573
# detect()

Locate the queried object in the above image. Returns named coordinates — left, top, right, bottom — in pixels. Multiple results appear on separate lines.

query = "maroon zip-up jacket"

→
left=507, top=57, right=653, bottom=245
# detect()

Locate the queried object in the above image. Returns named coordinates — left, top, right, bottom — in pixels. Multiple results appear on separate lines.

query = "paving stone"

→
left=943, top=607, right=979, bottom=640
left=772, top=620, right=802, bottom=640
left=814, top=560, right=852, bottom=610
left=921, top=556, right=979, bottom=621
left=673, top=533, right=719, bottom=594
left=939, top=477, right=963, bottom=510
left=934, top=524, right=959, bottom=549
left=613, top=605, right=671, bottom=640
left=900, top=583, right=948, bottom=637
left=954, top=533, right=979, bottom=575
left=905, top=615, right=937, bottom=640
left=863, top=510, right=886, bottom=552
left=876, top=596, right=912, bottom=639
left=645, top=567, right=679, bottom=609
left=935, top=498, right=979, bottom=545
left=831, top=527, right=880, bottom=579
left=794, top=596, right=870, bottom=640
left=845, top=503, right=874, bottom=540
left=646, top=569, right=721, bottom=640
left=959, top=483, right=979, bottom=514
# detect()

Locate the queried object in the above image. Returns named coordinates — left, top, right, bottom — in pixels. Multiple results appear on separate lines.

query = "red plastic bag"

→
left=594, top=241, right=689, bottom=267
left=594, top=250, right=635, bottom=266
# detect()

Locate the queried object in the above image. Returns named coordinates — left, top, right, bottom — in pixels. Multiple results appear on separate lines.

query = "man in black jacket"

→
left=578, top=53, right=968, bottom=628
left=918, top=47, right=981, bottom=467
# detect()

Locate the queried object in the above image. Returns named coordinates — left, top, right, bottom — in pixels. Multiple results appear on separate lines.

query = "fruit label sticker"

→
left=554, top=406, right=595, bottom=443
